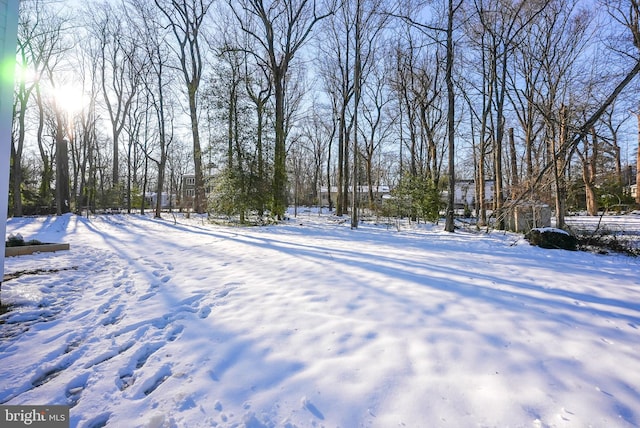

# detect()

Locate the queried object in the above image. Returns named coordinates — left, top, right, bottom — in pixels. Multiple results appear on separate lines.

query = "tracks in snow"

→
left=0, top=219, right=236, bottom=427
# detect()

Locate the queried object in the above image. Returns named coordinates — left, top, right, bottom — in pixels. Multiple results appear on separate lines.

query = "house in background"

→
left=319, top=185, right=391, bottom=207
left=182, top=174, right=197, bottom=202
left=453, top=180, right=495, bottom=209
left=181, top=174, right=214, bottom=209
left=320, top=181, right=496, bottom=210
left=145, top=192, right=175, bottom=209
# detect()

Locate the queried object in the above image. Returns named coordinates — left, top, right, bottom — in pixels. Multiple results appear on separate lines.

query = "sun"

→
left=50, top=83, right=88, bottom=115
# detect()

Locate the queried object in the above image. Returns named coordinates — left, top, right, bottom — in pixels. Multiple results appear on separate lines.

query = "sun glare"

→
left=51, top=83, right=88, bottom=115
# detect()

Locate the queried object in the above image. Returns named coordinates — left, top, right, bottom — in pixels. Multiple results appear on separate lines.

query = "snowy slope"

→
left=1, top=212, right=639, bottom=428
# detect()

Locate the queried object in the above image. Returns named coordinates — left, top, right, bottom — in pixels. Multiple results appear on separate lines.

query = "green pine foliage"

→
left=209, top=168, right=244, bottom=218
left=389, top=174, right=443, bottom=223
left=209, top=166, right=270, bottom=223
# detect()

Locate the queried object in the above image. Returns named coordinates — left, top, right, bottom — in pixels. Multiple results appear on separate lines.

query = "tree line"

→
left=9, top=0, right=640, bottom=230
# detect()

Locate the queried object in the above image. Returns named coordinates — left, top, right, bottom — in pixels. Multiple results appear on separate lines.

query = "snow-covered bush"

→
left=5, top=233, right=42, bottom=247
left=524, top=228, right=577, bottom=251
left=6, top=233, right=24, bottom=247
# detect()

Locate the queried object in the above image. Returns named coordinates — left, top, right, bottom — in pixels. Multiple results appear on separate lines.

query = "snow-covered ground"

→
left=564, top=213, right=640, bottom=234
left=1, top=212, right=639, bottom=428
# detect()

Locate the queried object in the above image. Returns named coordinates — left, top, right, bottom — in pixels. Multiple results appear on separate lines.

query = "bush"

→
left=390, top=174, right=442, bottom=223
left=6, top=233, right=43, bottom=247
left=6, top=233, right=24, bottom=247
left=525, top=228, right=577, bottom=251
left=575, top=228, right=639, bottom=257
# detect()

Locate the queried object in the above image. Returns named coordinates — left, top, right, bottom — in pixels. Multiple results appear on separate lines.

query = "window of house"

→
left=186, top=177, right=195, bottom=186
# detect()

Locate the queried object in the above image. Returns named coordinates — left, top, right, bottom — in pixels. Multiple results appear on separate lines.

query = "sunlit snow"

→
left=1, top=211, right=639, bottom=427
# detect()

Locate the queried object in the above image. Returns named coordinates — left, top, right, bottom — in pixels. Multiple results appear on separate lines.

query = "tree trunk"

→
left=112, top=123, right=120, bottom=188
left=552, top=138, right=566, bottom=229
left=127, top=139, right=132, bottom=214
left=553, top=105, right=569, bottom=229
left=227, top=82, right=235, bottom=170
left=155, top=155, right=165, bottom=219
left=154, top=63, right=169, bottom=219
left=326, top=137, right=333, bottom=212
left=336, top=107, right=345, bottom=216
left=11, top=90, right=28, bottom=217
left=10, top=138, right=23, bottom=217
left=142, top=154, right=148, bottom=215
left=351, top=0, right=362, bottom=229
left=35, top=86, right=52, bottom=208
left=493, top=59, right=505, bottom=230
left=342, top=111, right=351, bottom=215
left=478, top=146, right=486, bottom=225
left=154, top=0, right=210, bottom=215
left=256, top=101, right=266, bottom=215
left=508, top=127, right=518, bottom=199
left=525, top=104, right=534, bottom=184
left=444, top=0, right=457, bottom=233
left=189, top=85, right=206, bottom=214
left=583, top=128, right=598, bottom=216
left=55, top=122, right=71, bottom=215
left=273, top=70, right=287, bottom=219
left=477, top=42, right=492, bottom=227
left=367, top=154, right=374, bottom=210
left=584, top=176, right=598, bottom=215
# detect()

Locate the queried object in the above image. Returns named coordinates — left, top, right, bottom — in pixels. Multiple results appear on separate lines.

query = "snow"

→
left=1, top=211, right=639, bottom=428
left=531, top=227, right=570, bottom=235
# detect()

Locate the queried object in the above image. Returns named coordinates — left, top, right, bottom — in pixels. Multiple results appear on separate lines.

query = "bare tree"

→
left=349, top=0, right=391, bottom=227
left=244, top=54, right=273, bottom=216
left=128, top=0, right=178, bottom=218
left=123, top=88, right=145, bottom=213
left=391, top=38, right=421, bottom=179
left=472, top=0, right=549, bottom=229
left=87, top=2, right=140, bottom=196
left=43, top=69, right=72, bottom=215
left=507, top=8, right=547, bottom=192
left=390, top=29, right=445, bottom=204
left=318, top=3, right=355, bottom=216
left=360, top=59, right=394, bottom=210
left=230, top=0, right=334, bottom=219
left=444, top=0, right=464, bottom=232
left=301, top=103, right=332, bottom=208
left=12, top=1, right=70, bottom=215
left=508, top=0, right=640, bottom=225
left=11, top=2, right=42, bottom=217
left=575, top=127, right=599, bottom=215
left=155, top=0, right=213, bottom=214
left=600, top=102, right=628, bottom=188
left=389, top=0, right=461, bottom=231
left=68, top=40, right=101, bottom=215
left=604, top=0, right=640, bottom=205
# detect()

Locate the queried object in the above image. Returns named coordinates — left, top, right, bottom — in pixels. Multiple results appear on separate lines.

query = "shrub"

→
left=390, top=174, right=442, bottom=223
left=575, top=228, right=639, bottom=257
left=6, top=233, right=24, bottom=247
left=5, top=233, right=42, bottom=247
left=525, top=228, right=577, bottom=251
